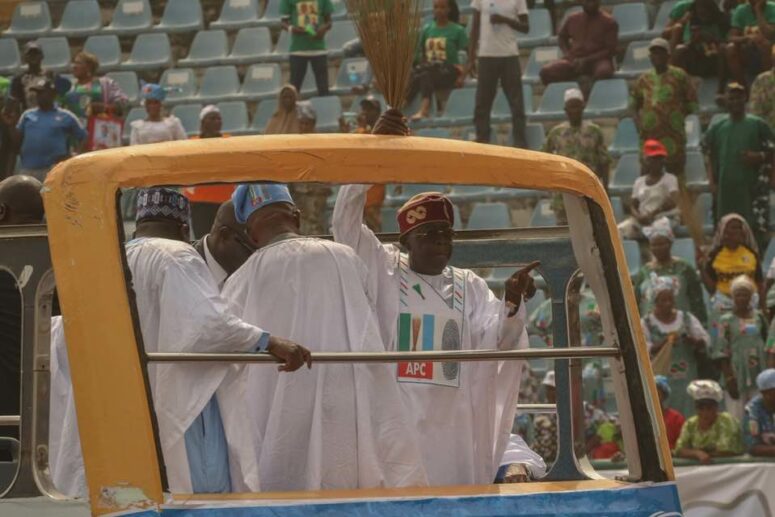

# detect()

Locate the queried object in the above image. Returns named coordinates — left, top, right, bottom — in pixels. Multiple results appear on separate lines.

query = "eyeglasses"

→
left=221, top=225, right=257, bottom=254
left=415, top=228, right=456, bottom=241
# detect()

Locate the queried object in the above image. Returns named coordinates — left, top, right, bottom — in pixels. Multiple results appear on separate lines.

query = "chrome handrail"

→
left=0, top=416, right=20, bottom=426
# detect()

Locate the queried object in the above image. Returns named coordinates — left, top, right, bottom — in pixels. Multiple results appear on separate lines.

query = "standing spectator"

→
left=538, top=0, right=618, bottom=92
left=674, top=379, right=744, bottom=461
left=531, top=370, right=558, bottom=463
left=407, top=0, right=469, bottom=121
left=743, top=368, right=775, bottom=456
left=655, top=375, right=686, bottom=450
left=130, top=84, right=187, bottom=146
left=6, top=79, right=86, bottom=181
left=703, top=82, right=774, bottom=249
left=0, top=99, right=21, bottom=180
left=641, top=275, right=711, bottom=417
left=265, top=85, right=301, bottom=135
left=62, top=52, right=127, bottom=125
left=633, top=222, right=708, bottom=325
left=712, top=274, right=769, bottom=419
left=280, top=0, right=333, bottom=97
left=10, top=42, right=69, bottom=112
left=468, top=0, right=530, bottom=147
left=292, top=102, right=332, bottom=236
left=748, top=46, right=775, bottom=128
left=726, top=0, right=775, bottom=87
left=630, top=38, right=698, bottom=179
left=617, top=140, right=680, bottom=240
left=542, top=88, right=611, bottom=223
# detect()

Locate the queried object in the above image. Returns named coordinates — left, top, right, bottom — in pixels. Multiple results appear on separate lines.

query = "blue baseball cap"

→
left=232, top=183, right=294, bottom=224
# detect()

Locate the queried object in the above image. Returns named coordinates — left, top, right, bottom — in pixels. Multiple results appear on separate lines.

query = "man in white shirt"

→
left=469, top=0, right=530, bottom=147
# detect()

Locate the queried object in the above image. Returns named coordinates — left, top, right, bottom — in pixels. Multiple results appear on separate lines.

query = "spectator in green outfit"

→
left=674, top=379, right=744, bottom=462
left=281, top=0, right=334, bottom=97
left=726, top=0, right=775, bottom=87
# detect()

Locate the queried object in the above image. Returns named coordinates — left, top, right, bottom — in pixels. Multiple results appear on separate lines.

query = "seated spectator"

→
left=532, top=370, right=558, bottom=463
left=630, top=38, right=698, bottom=179
left=62, top=51, right=127, bottom=125
left=539, top=0, right=618, bottom=92
left=656, top=375, right=686, bottom=449
left=617, top=140, right=680, bottom=240
left=712, top=274, right=769, bottom=419
left=407, top=0, right=469, bottom=120
left=726, top=0, right=775, bottom=88
left=702, top=82, right=774, bottom=250
left=743, top=368, right=775, bottom=456
left=0, top=98, right=20, bottom=180
left=748, top=47, right=775, bottom=129
left=297, top=102, right=317, bottom=134
left=766, top=255, right=775, bottom=319
left=6, top=79, right=86, bottom=181
left=10, top=41, right=69, bottom=112
left=699, top=213, right=763, bottom=314
left=633, top=221, right=708, bottom=326
left=583, top=399, right=621, bottom=459
left=354, top=96, right=381, bottom=134
left=130, top=84, right=187, bottom=145
left=665, top=0, right=730, bottom=97
left=542, top=88, right=611, bottom=223
left=264, top=85, right=300, bottom=135
left=641, top=275, right=711, bottom=417
left=674, top=379, right=744, bottom=462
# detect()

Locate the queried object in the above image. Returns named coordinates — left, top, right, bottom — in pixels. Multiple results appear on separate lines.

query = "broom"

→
left=347, top=0, right=422, bottom=135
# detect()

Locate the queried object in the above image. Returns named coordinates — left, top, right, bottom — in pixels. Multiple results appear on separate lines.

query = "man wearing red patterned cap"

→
left=333, top=185, right=542, bottom=485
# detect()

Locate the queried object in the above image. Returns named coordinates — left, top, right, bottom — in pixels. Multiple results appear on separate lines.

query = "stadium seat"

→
left=672, top=238, right=696, bottom=264
left=697, top=77, right=721, bottom=114
left=226, top=27, right=273, bottom=65
left=218, top=101, right=249, bottom=134
left=610, top=196, right=625, bottom=223
left=240, top=64, right=282, bottom=101
left=623, top=240, right=641, bottom=274
left=122, top=33, right=172, bottom=71
left=437, top=88, right=476, bottom=126
left=308, top=96, right=343, bottom=132
left=616, top=40, right=651, bottom=79
left=691, top=192, right=714, bottom=234
left=518, top=9, right=552, bottom=48
left=155, top=0, right=203, bottom=33
left=122, top=106, right=146, bottom=143
left=160, top=68, right=197, bottom=104
left=257, top=0, right=284, bottom=27
left=448, top=185, right=497, bottom=203
left=585, top=79, right=629, bottom=118
left=415, top=128, right=452, bottom=138
left=763, top=238, right=775, bottom=271
left=533, top=81, right=578, bottom=121
left=0, top=39, right=21, bottom=75
left=3, top=1, right=52, bottom=37
left=685, top=114, right=701, bottom=151
left=106, top=71, right=139, bottom=104
left=609, top=153, right=640, bottom=196
left=529, top=199, right=557, bottom=226
left=523, top=46, right=561, bottom=84
left=327, top=21, right=359, bottom=58
left=468, top=202, right=512, bottom=229
left=171, top=103, right=203, bottom=136
left=179, top=30, right=228, bottom=68
left=613, top=3, right=649, bottom=42
left=299, top=72, right=319, bottom=98
left=685, top=151, right=709, bottom=192
left=84, top=35, right=121, bottom=72
left=211, top=0, right=261, bottom=30
left=106, top=0, right=153, bottom=35
left=608, top=118, right=639, bottom=157
left=331, top=0, right=348, bottom=20
left=525, top=123, right=546, bottom=150
left=331, top=58, right=371, bottom=95
left=52, top=0, right=102, bottom=37
left=37, top=37, right=70, bottom=73
left=197, top=66, right=241, bottom=103
left=250, top=98, right=278, bottom=133
left=646, top=0, right=677, bottom=38
left=380, top=207, right=400, bottom=233
left=272, top=30, right=291, bottom=62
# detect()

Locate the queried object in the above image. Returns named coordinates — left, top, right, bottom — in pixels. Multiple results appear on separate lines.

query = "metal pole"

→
left=516, top=404, right=557, bottom=414
left=0, top=415, right=20, bottom=426
left=146, top=347, right=619, bottom=363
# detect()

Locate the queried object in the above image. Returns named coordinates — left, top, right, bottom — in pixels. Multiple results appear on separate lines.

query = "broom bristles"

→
left=347, top=0, right=422, bottom=111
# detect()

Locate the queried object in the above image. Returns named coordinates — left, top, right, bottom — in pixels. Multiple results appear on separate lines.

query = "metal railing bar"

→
left=517, top=404, right=557, bottom=414
left=0, top=416, right=20, bottom=426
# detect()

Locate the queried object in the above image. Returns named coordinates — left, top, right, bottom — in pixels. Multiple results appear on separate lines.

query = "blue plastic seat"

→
left=84, top=35, right=122, bottom=72
left=609, top=153, right=641, bottom=196
left=646, top=0, right=677, bottom=38
left=331, top=0, right=348, bottom=20
left=698, top=78, right=721, bottom=114
left=122, top=33, right=172, bottom=71
left=585, top=79, right=629, bottom=118
left=677, top=192, right=713, bottom=236
left=331, top=58, right=371, bottom=95
left=122, top=106, right=146, bottom=143
left=218, top=101, right=249, bottom=134
left=299, top=71, right=319, bottom=98
left=197, top=66, right=241, bottom=103
left=533, top=81, right=578, bottom=121
left=616, top=40, right=651, bottom=78
left=106, top=71, right=139, bottom=104
left=685, top=114, right=701, bottom=151
left=468, top=202, right=512, bottom=229
left=250, top=98, right=278, bottom=133
left=272, top=30, right=291, bottom=62
left=608, top=118, right=639, bottom=157
left=610, top=196, right=625, bottom=223
left=155, top=0, right=203, bottom=33
left=240, top=64, right=282, bottom=101
left=226, top=27, right=273, bottom=65
left=448, top=185, right=497, bottom=203
left=3, top=1, right=52, bottom=37
left=518, top=9, right=552, bottom=48
left=37, top=37, right=70, bottom=73
left=0, top=39, right=21, bottom=75
left=523, top=46, right=561, bottom=84
left=623, top=240, right=641, bottom=275
left=526, top=123, right=546, bottom=150
left=179, top=30, right=228, bottom=67
left=159, top=68, right=197, bottom=104
left=672, top=238, right=696, bottom=264
left=380, top=207, right=400, bottom=233
left=529, top=199, right=557, bottom=226
left=763, top=238, right=775, bottom=270
left=308, top=96, right=343, bottom=133
left=211, top=0, right=261, bottom=30
left=257, top=0, right=284, bottom=27
left=106, top=0, right=152, bottom=35
left=415, top=128, right=452, bottom=138
left=52, top=0, right=102, bottom=37
left=437, top=88, right=476, bottom=126
left=327, top=21, right=359, bottom=57
left=613, top=3, right=649, bottom=42
left=685, top=151, right=709, bottom=192
left=171, top=103, right=203, bottom=136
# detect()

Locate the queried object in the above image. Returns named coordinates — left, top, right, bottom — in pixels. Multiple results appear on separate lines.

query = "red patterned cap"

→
left=397, top=192, right=454, bottom=236
left=643, top=139, right=667, bottom=157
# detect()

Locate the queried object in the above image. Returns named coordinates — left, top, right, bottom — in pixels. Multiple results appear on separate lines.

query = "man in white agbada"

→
left=221, top=183, right=428, bottom=491
left=333, top=185, right=539, bottom=485
left=48, top=187, right=310, bottom=496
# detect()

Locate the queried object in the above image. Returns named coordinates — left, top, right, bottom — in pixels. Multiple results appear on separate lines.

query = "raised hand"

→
left=504, top=260, right=541, bottom=315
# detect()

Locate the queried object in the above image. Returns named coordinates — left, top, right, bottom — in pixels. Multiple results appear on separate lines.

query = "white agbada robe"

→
left=221, top=236, right=429, bottom=491
left=332, top=185, right=529, bottom=486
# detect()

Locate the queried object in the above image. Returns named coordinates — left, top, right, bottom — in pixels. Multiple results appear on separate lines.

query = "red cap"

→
left=397, top=192, right=454, bottom=236
left=643, top=139, right=668, bottom=157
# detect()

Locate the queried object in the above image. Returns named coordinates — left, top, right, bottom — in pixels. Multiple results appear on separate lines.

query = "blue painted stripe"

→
left=422, top=314, right=434, bottom=351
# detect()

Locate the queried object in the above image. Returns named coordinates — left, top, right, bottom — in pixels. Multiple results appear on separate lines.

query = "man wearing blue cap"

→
left=222, top=183, right=428, bottom=491
left=742, top=368, right=775, bottom=457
